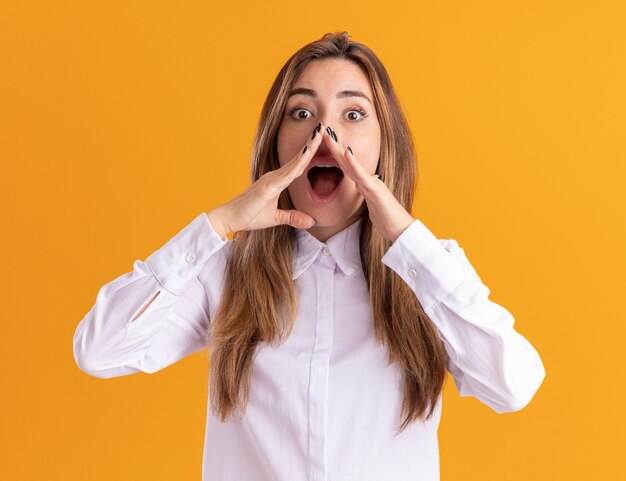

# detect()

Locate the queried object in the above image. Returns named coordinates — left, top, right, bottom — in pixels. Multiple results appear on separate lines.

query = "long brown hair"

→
left=205, top=31, right=447, bottom=435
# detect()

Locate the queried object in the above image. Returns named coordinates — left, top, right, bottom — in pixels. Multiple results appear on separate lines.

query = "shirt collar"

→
left=292, top=217, right=363, bottom=280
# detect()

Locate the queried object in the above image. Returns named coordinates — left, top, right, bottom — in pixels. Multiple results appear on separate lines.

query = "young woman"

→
left=73, top=31, right=545, bottom=481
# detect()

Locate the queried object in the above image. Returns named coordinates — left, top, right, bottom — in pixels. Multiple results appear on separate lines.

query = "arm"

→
left=381, top=219, right=546, bottom=413
left=73, top=123, right=332, bottom=379
left=72, top=212, right=229, bottom=378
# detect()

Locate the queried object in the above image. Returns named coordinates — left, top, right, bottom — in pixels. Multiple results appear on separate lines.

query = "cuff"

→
left=145, top=212, right=228, bottom=295
left=381, top=219, right=475, bottom=312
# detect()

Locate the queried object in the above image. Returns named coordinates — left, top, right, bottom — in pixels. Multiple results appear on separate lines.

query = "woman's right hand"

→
left=206, top=122, right=326, bottom=239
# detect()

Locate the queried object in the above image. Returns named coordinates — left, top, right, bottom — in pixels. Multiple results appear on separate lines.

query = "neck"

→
left=305, top=209, right=364, bottom=243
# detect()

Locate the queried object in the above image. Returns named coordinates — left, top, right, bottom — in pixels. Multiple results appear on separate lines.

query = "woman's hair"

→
left=205, top=31, right=447, bottom=435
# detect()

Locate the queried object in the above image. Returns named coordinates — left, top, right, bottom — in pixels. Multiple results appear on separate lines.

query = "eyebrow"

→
left=288, top=87, right=372, bottom=105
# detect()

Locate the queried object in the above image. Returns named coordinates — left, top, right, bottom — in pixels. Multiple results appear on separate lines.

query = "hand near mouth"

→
left=206, top=123, right=328, bottom=238
left=321, top=128, right=415, bottom=243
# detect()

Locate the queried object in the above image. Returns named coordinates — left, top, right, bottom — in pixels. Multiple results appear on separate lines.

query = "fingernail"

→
left=331, top=129, right=338, bottom=142
left=374, top=174, right=380, bottom=179
left=347, top=146, right=353, bottom=155
left=302, top=145, right=308, bottom=154
left=326, top=126, right=332, bottom=136
left=311, top=122, right=320, bottom=139
left=311, top=218, right=317, bottom=227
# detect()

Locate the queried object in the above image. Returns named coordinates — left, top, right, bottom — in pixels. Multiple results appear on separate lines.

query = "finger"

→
left=354, top=173, right=382, bottom=199
left=277, top=122, right=326, bottom=185
left=321, top=128, right=372, bottom=187
left=290, top=124, right=326, bottom=178
left=322, top=130, right=377, bottom=190
left=320, top=127, right=354, bottom=179
left=343, top=147, right=379, bottom=187
left=275, top=209, right=316, bottom=229
left=258, top=127, right=324, bottom=201
left=287, top=121, right=325, bottom=171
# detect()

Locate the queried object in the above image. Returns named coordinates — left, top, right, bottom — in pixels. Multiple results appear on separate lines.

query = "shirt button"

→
left=185, top=252, right=195, bottom=263
left=322, top=246, right=331, bottom=256
left=408, top=268, right=417, bottom=278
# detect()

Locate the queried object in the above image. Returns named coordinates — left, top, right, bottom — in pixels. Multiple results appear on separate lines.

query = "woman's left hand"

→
left=323, top=130, right=415, bottom=243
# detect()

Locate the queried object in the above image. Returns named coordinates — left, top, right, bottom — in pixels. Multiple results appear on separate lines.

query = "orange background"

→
left=1, top=1, right=625, bottom=479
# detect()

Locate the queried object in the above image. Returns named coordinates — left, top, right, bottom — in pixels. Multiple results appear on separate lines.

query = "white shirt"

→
left=73, top=212, right=545, bottom=481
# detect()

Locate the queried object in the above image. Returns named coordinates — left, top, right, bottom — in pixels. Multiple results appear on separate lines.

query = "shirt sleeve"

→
left=72, top=212, right=229, bottom=379
left=381, top=219, right=546, bottom=413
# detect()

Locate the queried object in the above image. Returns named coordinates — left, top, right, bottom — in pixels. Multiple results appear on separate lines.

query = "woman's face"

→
left=276, top=58, right=381, bottom=241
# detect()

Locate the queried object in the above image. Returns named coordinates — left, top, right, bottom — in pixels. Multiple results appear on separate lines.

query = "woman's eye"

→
left=287, top=108, right=312, bottom=120
left=345, top=107, right=367, bottom=122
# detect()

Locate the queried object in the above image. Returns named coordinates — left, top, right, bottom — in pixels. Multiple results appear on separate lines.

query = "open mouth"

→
left=306, top=165, right=344, bottom=203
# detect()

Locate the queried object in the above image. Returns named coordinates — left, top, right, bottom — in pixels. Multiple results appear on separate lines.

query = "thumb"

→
left=276, top=209, right=317, bottom=229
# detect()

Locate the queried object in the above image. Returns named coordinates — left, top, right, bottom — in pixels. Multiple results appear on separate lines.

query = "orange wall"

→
left=1, top=1, right=624, bottom=479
